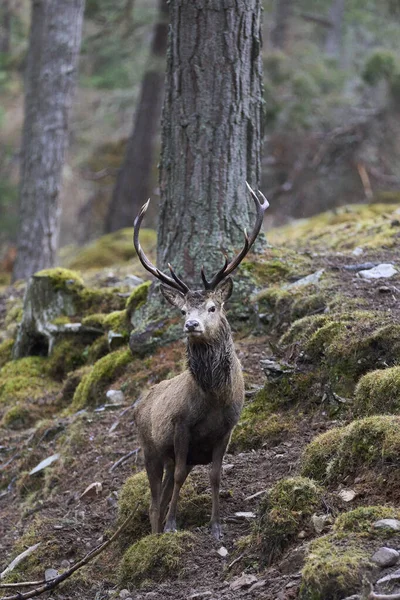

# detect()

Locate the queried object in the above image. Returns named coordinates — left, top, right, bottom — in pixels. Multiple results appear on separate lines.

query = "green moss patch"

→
left=118, top=471, right=211, bottom=546
left=47, top=338, right=89, bottom=380
left=65, top=228, right=156, bottom=270
left=71, top=348, right=132, bottom=410
left=126, top=281, right=151, bottom=319
left=256, top=477, right=323, bottom=565
left=301, top=416, right=400, bottom=497
left=334, top=506, right=400, bottom=536
left=0, top=356, right=60, bottom=406
left=354, top=366, right=400, bottom=416
left=300, top=534, right=372, bottom=600
left=0, top=338, right=13, bottom=368
left=119, top=531, right=194, bottom=587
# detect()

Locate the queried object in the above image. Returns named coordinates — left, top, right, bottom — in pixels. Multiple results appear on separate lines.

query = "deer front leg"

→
left=164, top=424, right=190, bottom=533
left=210, top=433, right=231, bottom=540
left=145, top=456, right=163, bottom=534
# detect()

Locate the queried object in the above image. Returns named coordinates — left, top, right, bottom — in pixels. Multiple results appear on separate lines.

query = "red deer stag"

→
left=133, top=183, right=269, bottom=539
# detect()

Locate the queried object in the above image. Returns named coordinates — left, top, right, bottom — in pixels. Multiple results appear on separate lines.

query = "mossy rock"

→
left=0, top=338, right=13, bottom=369
left=71, top=348, right=132, bottom=410
left=118, top=471, right=211, bottom=546
left=47, top=338, right=89, bottom=380
left=300, top=534, right=372, bottom=600
left=119, top=531, right=194, bottom=587
left=103, top=310, right=129, bottom=336
left=301, top=416, right=400, bottom=493
left=256, top=477, right=323, bottom=565
left=334, top=505, right=400, bottom=536
left=354, top=366, right=400, bottom=416
left=2, top=404, right=33, bottom=430
left=269, top=203, right=400, bottom=252
left=65, top=228, right=156, bottom=270
left=0, top=356, right=60, bottom=406
left=242, top=247, right=313, bottom=287
left=126, top=281, right=151, bottom=320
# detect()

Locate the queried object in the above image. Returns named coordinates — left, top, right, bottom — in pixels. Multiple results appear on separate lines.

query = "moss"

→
left=0, top=357, right=60, bottom=406
left=81, top=313, right=107, bottom=328
left=103, top=310, right=129, bottom=336
left=2, top=404, right=33, bottom=429
left=119, top=531, right=194, bottom=587
left=301, top=427, right=347, bottom=482
left=47, top=338, right=88, bottom=380
left=354, top=366, right=400, bottom=416
left=362, top=48, right=399, bottom=86
left=256, top=477, right=323, bottom=565
left=35, top=267, right=84, bottom=291
left=0, top=338, right=13, bottom=368
left=87, top=334, right=110, bottom=363
left=269, top=203, right=400, bottom=252
left=65, top=228, right=156, bottom=270
left=301, top=416, right=400, bottom=489
left=118, top=471, right=211, bottom=546
left=56, top=366, right=92, bottom=407
left=300, top=534, right=371, bottom=600
left=71, top=348, right=132, bottom=410
left=78, top=286, right=126, bottom=314
left=126, top=281, right=151, bottom=319
left=334, top=506, right=400, bottom=536
left=231, top=408, right=295, bottom=452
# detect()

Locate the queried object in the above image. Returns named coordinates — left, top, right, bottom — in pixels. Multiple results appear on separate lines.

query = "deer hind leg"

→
left=159, top=463, right=193, bottom=531
left=145, top=456, right=163, bottom=534
left=164, top=424, right=190, bottom=533
left=209, top=433, right=231, bottom=540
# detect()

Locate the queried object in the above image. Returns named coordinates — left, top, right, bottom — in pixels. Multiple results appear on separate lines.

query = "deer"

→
left=132, top=183, right=269, bottom=539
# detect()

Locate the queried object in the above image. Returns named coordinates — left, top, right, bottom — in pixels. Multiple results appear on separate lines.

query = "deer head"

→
left=133, top=182, right=269, bottom=341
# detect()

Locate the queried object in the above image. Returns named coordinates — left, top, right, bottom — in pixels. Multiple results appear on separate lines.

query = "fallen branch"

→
left=109, top=448, right=140, bottom=472
left=0, top=545, right=41, bottom=581
left=0, top=505, right=138, bottom=600
left=369, top=592, right=400, bottom=600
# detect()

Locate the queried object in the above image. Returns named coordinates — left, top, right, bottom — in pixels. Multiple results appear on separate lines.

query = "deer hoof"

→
left=211, top=522, right=222, bottom=540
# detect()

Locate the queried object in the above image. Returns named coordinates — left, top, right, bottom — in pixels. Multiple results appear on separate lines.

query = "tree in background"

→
left=12, top=0, right=85, bottom=281
left=271, top=0, right=293, bottom=50
left=157, top=0, right=265, bottom=286
left=105, top=0, right=169, bottom=233
left=325, top=0, right=345, bottom=59
left=0, top=0, right=11, bottom=54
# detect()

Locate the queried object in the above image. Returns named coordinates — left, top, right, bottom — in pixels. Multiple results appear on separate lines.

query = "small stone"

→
left=311, top=514, right=329, bottom=534
left=352, top=247, right=364, bottom=256
left=80, top=481, right=102, bottom=500
left=372, top=547, right=399, bottom=568
left=297, top=530, right=306, bottom=539
left=106, top=390, right=126, bottom=404
left=358, top=263, right=397, bottom=280
left=123, top=275, right=144, bottom=288
left=29, top=454, right=60, bottom=475
left=60, top=559, right=70, bottom=569
left=338, top=489, right=357, bottom=502
left=45, top=568, right=58, bottom=581
left=216, top=546, right=228, bottom=558
left=230, top=574, right=258, bottom=591
left=119, top=590, right=131, bottom=599
left=234, top=511, right=256, bottom=519
left=222, top=463, right=234, bottom=473
left=286, top=269, right=325, bottom=288
left=248, top=580, right=267, bottom=593
left=374, top=519, right=400, bottom=532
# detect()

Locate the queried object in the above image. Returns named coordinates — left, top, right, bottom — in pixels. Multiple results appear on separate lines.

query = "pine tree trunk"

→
left=12, top=0, right=85, bottom=282
left=157, top=0, right=265, bottom=287
left=325, top=0, right=345, bottom=59
left=105, top=0, right=168, bottom=233
left=271, top=0, right=293, bottom=50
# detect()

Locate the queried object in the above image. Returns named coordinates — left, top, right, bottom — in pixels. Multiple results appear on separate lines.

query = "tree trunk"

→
left=0, top=0, right=11, bottom=54
left=325, top=0, right=345, bottom=59
left=105, top=0, right=168, bottom=233
left=157, top=0, right=265, bottom=288
left=12, top=0, right=85, bottom=282
left=271, top=0, right=293, bottom=50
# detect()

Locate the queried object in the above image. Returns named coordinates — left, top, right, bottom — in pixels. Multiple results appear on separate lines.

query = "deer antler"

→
left=133, top=199, right=190, bottom=294
left=201, top=182, right=269, bottom=290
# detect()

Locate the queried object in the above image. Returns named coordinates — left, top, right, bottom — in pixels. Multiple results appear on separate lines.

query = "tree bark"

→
left=271, top=0, right=293, bottom=50
left=157, top=0, right=265, bottom=287
left=12, top=0, right=85, bottom=282
left=0, top=0, right=11, bottom=54
left=325, top=0, right=345, bottom=59
left=105, top=0, right=169, bottom=233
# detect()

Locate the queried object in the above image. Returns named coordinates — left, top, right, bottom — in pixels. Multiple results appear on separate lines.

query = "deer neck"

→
left=186, top=318, right=235, bottom=394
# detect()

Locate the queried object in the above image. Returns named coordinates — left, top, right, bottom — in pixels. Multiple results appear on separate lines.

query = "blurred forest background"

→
left=1, top=0, right=400, bottom=264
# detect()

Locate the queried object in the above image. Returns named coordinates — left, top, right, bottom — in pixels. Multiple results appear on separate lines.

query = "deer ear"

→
left=160, top=285, right=185, bottom=308
left=215, top=277, right=233, bottom=303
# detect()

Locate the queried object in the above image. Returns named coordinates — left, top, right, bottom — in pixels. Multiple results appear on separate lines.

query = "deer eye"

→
left=208, top=306, right=216, bottom=313
left=181, top=309, right=186, bottom=315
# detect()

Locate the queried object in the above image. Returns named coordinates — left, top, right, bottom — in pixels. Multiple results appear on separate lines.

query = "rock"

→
left=108, top=330, right=126, bottom=351
left=45, top=568, right=59, bottom=581
left=311, top=514, right=330, bottom=534
left=343, top=262, right=379, bottom=272
left=80, top=482, right=102, bottom=500
left=230, top=574, right=258, bottom=591
left=248, top=580, right=267, bottom=593
left=377, top=568, right=400, bottom=585
left=352, top=247, right=364, bottom=256
left=358, top=263, right=397, bottom=280
left=60, top=560, right=70, bottom=569
left=260, top=358, right=294, bottom=379
left=234, top=511, right=256, bottom=519
left=374, top=519, right=400, bottom=532
left=106, top=390, right=125, bottom=404
left=29, top=454, right=60, bottom=475
left=338, top=489, right=357, bottom=502
left=286, top=269, right=324, bottom=288
left=372, top=547, right=399, bottom=568
left=119, top=590, right=131, bottom=599
left=216, top=547, right=228, bottom=558
left=123, top=275, right=144, bottom=288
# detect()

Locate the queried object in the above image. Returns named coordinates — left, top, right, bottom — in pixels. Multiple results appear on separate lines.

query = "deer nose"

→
left=185, top=319, right=200, bottom=331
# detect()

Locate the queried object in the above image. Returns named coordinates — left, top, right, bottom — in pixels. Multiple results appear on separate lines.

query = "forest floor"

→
left=2, top=204, right=400, bottom=600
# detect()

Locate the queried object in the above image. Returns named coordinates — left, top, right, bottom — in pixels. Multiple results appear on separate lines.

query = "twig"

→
left=369, top=593, right=400, bottom=600
left=0, top=545, right=41, bottom=580
left=0, top=505, right=138, bottom=600
left=226, top=553, right=244, bottom=571
left=109, top=448, right=140, bottom=472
